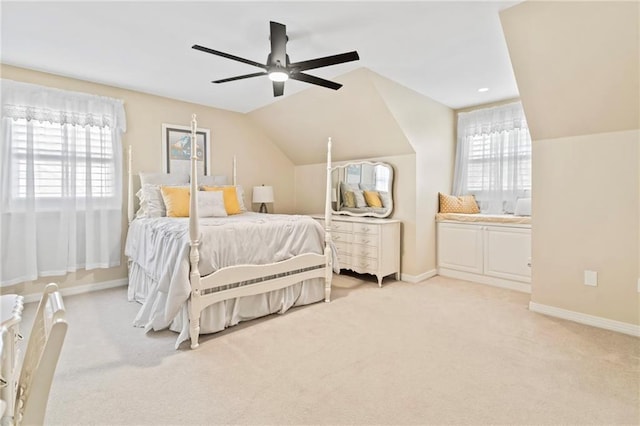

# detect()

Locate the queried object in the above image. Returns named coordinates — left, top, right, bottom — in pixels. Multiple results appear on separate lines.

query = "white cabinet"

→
left=437, top=221, right=531, bottom=293
left=312, top=215, right=401, bottom=287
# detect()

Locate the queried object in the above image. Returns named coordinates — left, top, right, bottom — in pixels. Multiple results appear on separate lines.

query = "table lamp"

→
left=252, top=185, right=274, bottom=213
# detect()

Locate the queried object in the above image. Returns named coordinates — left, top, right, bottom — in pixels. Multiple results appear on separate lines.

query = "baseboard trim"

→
left=401, top=269, right=437, bottom=283
left=23, top=278, right=128, bottom=303
left=529, top=301, right=640, bottom=337
left=437, top=268, right=531, bottom=294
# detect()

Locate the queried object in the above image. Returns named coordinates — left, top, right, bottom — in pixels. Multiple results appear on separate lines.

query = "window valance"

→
left=457, top=101, right=528, bottom=139
left=1, top=79, right=126, bottom=131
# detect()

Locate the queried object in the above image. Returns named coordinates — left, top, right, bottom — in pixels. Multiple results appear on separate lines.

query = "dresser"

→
left=312, top=214, right=401, bottom=287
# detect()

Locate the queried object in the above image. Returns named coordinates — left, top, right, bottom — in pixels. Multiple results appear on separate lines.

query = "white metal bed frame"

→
left=127, top=114, right=333, bottom=349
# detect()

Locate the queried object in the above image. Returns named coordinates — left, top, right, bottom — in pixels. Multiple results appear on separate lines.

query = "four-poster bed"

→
left=125, top=114, right=335, bottom=349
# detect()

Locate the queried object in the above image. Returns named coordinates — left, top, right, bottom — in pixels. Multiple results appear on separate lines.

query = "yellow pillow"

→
left=343, top=191, right=356, bottom=208
left=160, top=186, right=190, bottom=217
left=363, top=190, right=382, bottom=208
left=202, top=186, right=241, bottom=215
left=439, top=193, right=480, bottom=214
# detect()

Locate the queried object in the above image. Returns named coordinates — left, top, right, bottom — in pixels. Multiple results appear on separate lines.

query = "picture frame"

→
left=161, top=123, right=211, bottom=175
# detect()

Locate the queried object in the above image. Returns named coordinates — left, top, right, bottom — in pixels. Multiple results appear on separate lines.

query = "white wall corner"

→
left=529, top=301, right=640, bottom=337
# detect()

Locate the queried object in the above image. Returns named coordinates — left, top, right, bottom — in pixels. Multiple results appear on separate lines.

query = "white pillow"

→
left=352, top=189, right=367, bottom=208
left=197, top=175, right=228, bottom=186
left=139, top=172, right=189, bottom=187
left=198, top=191, right=227, bottom=217
left=135, top=184, right=166, bottom=218
left=378, top=191, right=391, bottom=208
left=514, top=198, right=532, bottom=216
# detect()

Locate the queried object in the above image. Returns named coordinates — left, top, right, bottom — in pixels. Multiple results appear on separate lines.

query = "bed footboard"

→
left=185, top=114, right=333, bottom=349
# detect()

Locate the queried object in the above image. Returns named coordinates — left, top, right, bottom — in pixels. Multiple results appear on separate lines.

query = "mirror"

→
left=331, top=161, right=394, bottom=218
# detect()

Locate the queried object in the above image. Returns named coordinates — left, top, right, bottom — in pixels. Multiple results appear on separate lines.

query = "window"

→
left=453, top=102, right=531, bottom=214
left=9, top=119, right=116, bottom=202
left=1, top=79, right=126, bottom=287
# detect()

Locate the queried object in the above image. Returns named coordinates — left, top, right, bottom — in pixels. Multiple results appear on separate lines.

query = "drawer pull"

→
left=334, top=235, right=341, bottom=240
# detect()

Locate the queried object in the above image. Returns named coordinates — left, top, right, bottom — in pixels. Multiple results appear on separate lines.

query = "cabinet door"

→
left=483, top=226, right=531, bottom=282
left=437, top=223, right=483, bottom=274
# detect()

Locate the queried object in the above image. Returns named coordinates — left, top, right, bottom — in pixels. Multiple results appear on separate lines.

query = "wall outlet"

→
left=584, top=270, right=598, bottom=287
left=637, top=278, right=640, bottom=293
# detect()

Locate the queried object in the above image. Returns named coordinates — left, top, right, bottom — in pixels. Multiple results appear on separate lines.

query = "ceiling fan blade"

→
left=289, top=51, right=359, bottom=72
left=290, top=72, right=342, bottom=90
left=213, top=72, right=268, bottom=84
left=269, top=21, right=287, bottom=66
left=192, top=44, right=266, bottom=69
left=273, top=81, right=285, bottom=97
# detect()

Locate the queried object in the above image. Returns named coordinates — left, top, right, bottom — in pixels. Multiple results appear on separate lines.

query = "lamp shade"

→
left=252, top=186, right=274, bottom=204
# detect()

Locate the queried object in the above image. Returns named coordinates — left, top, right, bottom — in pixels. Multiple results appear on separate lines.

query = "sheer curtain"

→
left=453, top=101, right=531, bottom=214
left=1, top=79, right=126, bottom=287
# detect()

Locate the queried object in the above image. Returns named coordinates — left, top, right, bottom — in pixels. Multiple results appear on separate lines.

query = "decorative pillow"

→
left=378, top=191, right=391, bottom=208
left=198, top=190, right=227, bottom=217
left=160, top=186, right=191, bottom=217
left=200, top=185, right=246, bottom=212
left=197, top=175, right=228, bottom=186
left=363, top=190, right=382, bottom=208
left=352, top=189, right=367, bottom=208
left=514, top=197, right=532, bottom=216
left=201, top=186, right=242, bottom=215
left=439, top=193, right=480, bottom=214
left=342, top=191, right=356, bottom=208
left=140, top=172, right=189, bottom=187
left=135, top=184, right=166, bottom=218
left=340, top=182, right=358, bottom=201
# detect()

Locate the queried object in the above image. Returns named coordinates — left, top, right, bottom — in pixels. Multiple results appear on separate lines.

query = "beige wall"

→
left=1, top=64, right=295, bottom=296
left=533, top=130, right=639, bottom=324
left=369, top=72, right=455, bottom=275
left=248, top=68, right=415, bottom=166
left=501, top=1, right=640, bottom=326
left=500, top=1, right=639, bottom=141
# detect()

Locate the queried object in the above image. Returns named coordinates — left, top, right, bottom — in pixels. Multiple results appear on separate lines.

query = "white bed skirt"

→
left=128, top=261, right=325, bottom=347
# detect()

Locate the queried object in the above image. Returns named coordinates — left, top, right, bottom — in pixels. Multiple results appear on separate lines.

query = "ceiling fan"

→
left=192, top=21, right=360, bottom=97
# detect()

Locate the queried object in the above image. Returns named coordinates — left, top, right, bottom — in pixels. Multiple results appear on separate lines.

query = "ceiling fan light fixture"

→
left=268, top=70, right=289, bottom=82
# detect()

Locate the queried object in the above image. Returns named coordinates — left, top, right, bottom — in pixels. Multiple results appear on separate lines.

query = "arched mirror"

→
left=331, top=161, right=394, bottom=218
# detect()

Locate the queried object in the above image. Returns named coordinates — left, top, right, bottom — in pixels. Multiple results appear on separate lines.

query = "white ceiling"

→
left=1, top=1, right=520, bottom=113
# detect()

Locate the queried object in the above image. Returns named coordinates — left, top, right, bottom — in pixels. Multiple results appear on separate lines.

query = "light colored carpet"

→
left=18, top=274, right=640, bottom=425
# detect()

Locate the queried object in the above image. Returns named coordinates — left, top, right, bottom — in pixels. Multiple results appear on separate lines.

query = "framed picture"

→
left=161, top=123, right=211, bottom=175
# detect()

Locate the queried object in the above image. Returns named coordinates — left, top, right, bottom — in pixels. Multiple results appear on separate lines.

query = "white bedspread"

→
left=125, top=212, right=333, bottom=345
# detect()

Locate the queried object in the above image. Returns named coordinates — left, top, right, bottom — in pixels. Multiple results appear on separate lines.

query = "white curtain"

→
left=453, top=101, right=531, bottom=214
left=1, top=79, right=126, bottom=287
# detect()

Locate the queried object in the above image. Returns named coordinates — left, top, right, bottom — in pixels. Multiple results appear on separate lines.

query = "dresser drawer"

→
left=351, top=256, right=378, bottom=271
left=334, top=241, right=351, bottom=257
left=331, top=221, right=353, bottom=233
left=331, top=231, right=352, bottom=244
left=352, top=244, right=378, bottom=259
left=353, top=222, right=378, bottom=235
left=353, top=233, right=377, bottom=246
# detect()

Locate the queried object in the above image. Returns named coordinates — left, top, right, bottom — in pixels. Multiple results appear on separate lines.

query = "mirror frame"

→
left=331, top=161, right=394, bottom=218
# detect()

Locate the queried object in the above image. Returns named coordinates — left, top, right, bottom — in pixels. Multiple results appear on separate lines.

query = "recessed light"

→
left=478, top=87, right=489, bottom=93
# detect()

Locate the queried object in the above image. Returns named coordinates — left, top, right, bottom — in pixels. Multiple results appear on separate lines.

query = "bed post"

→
left=188, top=114, right=202, bottom=349
left=127, top=145, right=134, bottom=224
left=324, top=137, right=333, bottom=302
left=233, top=155, right=237, bottom=186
